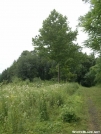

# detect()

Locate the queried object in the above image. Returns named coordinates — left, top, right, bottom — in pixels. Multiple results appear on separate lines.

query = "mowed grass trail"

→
left=79, top=86, right=101, bottom=132
left=0, top=81, right=101, bottom=134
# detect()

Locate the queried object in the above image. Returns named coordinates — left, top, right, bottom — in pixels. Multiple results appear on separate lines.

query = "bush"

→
left=60, top=105, right=79, bottom=123
left=60, top=95, right=82, bottom=123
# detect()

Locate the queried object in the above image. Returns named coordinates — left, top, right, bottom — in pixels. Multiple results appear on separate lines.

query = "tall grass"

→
left=0, top=81, right=87, bottom=133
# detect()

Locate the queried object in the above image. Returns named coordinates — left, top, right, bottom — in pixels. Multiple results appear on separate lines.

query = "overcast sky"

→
left=0, top=0, right=90, bottom=73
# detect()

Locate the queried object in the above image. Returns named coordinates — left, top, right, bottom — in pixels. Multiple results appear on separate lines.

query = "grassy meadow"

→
left=0, top=80, right=101, bottom=134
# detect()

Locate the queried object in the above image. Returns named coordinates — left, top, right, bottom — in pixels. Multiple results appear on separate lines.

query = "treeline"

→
left=1, top=6, right=101, bottom=87
left=0, top=49, right=97, bottom=87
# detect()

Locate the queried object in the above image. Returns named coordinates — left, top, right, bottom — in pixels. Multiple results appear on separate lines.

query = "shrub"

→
left=60, top=95, right=82, bottom=123
left=60, top=105, right=79, bottom=123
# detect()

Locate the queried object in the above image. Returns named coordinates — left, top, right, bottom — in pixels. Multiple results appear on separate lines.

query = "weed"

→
left=38, top=95, right=49, bottom=121
left=0, top=81, right=91, bottom=133
left=65, top=83, right=79, bottom=95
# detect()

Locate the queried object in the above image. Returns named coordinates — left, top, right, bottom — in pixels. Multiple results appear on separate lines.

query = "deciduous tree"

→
left=79, top=0, right=101, bottom=53
left=32, top=9, right=78, bottom=82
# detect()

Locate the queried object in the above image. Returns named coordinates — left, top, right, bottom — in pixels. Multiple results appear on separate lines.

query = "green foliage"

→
left=94, top=56, right=101, bottom=84
left=11, top=76, right=22, bottom=84
left=0, top=51, right=97, bottom=86
left=32, top=9, right=81, bottom=82
left=83, top=71, right=95, bottom=87
left=32, top=9, right=78, bottom=62
left=79, top=0, right=101, bottom=52
left=0, top=10, right=96, bottom=85
left=75, top=53, right=96, bottom=86
left=60, top=95, right=82, bottom=123
left=38, top=95, right=49, bottom=121
left=0, top=10, right=97, bottom=85
left=64, top=83, right=79, bottom=95
left=80, top=85, right=101, bottom=130
left=48, top=90, right=64, bottom=107
left=0, top=50, right=57, bottom=83
left=16, top=51, right=39, bottom=81
left=0, top=82, right=85, bottom=133
left=60, top=105, right=79, bottom=123
left=81, top=56, right=101, bottom=86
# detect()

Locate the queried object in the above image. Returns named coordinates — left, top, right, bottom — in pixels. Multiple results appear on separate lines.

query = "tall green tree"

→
left=16, top=51, right=39, bottom=81
left=32, top=9, right=78, bottom=82
left=79, top=0, right=101, bottom=53
left=94, top=56, right=101, bottom=84
left=76, top=53, right=96, bottom=86
left=79, top=0, right=101, bottom=85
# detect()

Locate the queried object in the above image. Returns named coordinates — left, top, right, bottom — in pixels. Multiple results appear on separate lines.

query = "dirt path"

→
left=87, top=98, right=101, bottom=132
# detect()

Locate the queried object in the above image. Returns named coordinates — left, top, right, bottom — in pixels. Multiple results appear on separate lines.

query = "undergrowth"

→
left=0, top=81, right=87, bottom=133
